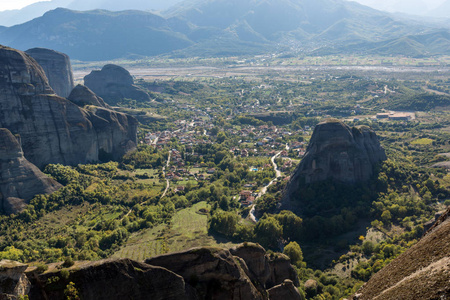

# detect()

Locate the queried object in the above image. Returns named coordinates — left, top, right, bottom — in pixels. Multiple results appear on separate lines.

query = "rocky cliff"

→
left=0, top=260, right=31, bottom=299
left=0, top=128, right=61, bottom=214
left=84, top=64, right=151, bottom=105
left=353, top=207, right=450, bottom=300
left=17, top=243, right=300, bottom=300
left=0, top=45, right=138, bottom=168
left=25, top=48, right=74, bottom=98
left=283, top=119, right=386, bottom=205
left=68, top=84, right=111, bottom=109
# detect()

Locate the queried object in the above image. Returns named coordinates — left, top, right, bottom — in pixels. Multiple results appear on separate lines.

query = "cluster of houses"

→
left=144, top=117, right=214, bottom=148
left=239, top=190, right=257, bottom=207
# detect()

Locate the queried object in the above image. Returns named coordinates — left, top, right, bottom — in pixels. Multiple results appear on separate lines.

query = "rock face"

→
left=230, top=243, right=271, bottom=289
left=0, top=45, right=138, bottom=168
left=353, top=207, right=450, bottom=300
left=25, top=48, right=74, bottom=98
left=0, top=260, right=31, bottom=299
left=0, top=128, right=61, bottom=214
left=145, top=247, right=264, bottom=300
left=68, top=84, right=110, bottom=109
left=28, top=259, right=194, bottom=300
left=84, top=64, right=151, bottom=104
left=13, top=244, right=299, bottom=300
left=283, top=119, right=386, bottom=204
left=267, top=279, right=303, bottom=300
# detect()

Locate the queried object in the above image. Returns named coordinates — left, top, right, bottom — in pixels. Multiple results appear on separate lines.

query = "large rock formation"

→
left=16, top=244, right=300, bottom=300
left=68, top=84, right=110, bottom=109
left=283, top=119, right=386, bottom=206
left=25, top=48, right=74, bottom=98
left=145, top=247, right=264, bottom=300
left=84, top=64, right=151, bottom=104
left=0, top=45, right=138, bottom=168
left=268, top=280, right=304, bottom=300
left=0, top=260, right=31, bottom=299
left=28, top=259, right=195, bottom=300
left=353, top=207, right=450, bottom=300
left=0, top=128, right=61, bottom=214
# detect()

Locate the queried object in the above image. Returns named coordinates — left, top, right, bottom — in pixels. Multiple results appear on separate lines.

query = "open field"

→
left=112, top=201, right=236, bottom=261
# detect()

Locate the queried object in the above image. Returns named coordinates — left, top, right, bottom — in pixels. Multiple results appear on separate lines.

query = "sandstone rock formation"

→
left=0, top=45, right=138, bottom=168
left=28, top=259, right=194, bottom=300
left=145, top=247, right=264, bottom=300
left=84, top=64, right=151, bottom=104
left=353, top=207, right=450, bottom=300
left=267, top=253, right=301, bottom=288
left=10, top=244, right=300, bottom=300
left=0, top=260, right=31, bottom=299
left=267, top=279, right=303, bottom=300
left=0, top=128, right=61, bottom=214
left=68, top=84, right=110, bottom=109
left=25, top=48, right=74, bottom=98
left=230, top=243, right=299, bottom=290
left=283, top=119, right=386, bottom=206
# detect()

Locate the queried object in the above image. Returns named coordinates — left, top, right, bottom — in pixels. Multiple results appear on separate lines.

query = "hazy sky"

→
left=0, top=0, right=447, bottom=12
left=0, top=0, right=51, bottom=11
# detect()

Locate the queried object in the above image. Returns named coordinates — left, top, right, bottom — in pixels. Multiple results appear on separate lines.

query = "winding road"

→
left=249, top=151, right=282, bottom=223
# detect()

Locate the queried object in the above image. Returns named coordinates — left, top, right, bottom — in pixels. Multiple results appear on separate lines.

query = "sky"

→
left=0, top=0, right=447, bottom=12
left=0, top=0, right=51, bottom=11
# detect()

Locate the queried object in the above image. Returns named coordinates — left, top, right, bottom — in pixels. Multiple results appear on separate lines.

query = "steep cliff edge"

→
left=25, top=48, right=74, bottom=98
left=84, top=64, right=151, bottom=105
left=282, top=119, right=386, bottom=208
left=0, top=45, right=138, bottom=168
left=17, top=244, right=300, bottom=300
left=0, top=128, right=61, bottom=214
left=353, top=207, right=450, bottom=300
left=68, top=84, right=111, bottom=109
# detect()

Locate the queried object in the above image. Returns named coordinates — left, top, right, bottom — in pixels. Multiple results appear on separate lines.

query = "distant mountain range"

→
left=0, top=0, right=449, bottom=60
left=0, top=0, right=183, bottom=27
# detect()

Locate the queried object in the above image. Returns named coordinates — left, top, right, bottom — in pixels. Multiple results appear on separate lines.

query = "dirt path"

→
left=249, top=151, right=282, bottom=223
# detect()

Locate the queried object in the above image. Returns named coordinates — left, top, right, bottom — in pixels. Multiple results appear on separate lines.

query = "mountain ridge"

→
left=0, top=0, right=448, bottom=60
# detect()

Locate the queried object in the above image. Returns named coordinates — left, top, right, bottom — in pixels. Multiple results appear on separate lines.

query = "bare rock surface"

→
left=25, top=48, right=74, bottom=98
left=267, top=279, right=303, bottom=300
left=353, top=207, right=450, bottom=300
left=28, top=258, right=193, bottom=300
left=84, top=64, right=151, bottom=104
left=267, top=254, right=300, bottom=288
left=0, top=128, right=61, bottom=214
left=282, top=119, right=386, bottom=207
left=0, top=260, right=30, bottom=299
left=68, top=84, right=110, bottom=108
left=230, top=243, right=271, bottom=289
left=145, top=247, right=265, bottom=300
left=0, top=45, right=137, bottom=168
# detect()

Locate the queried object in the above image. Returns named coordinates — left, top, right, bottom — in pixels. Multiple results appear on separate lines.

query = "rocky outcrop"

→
left=230, top=243, right=271, bottom=289
left=84, top=64, right=151, bottom=104
left=353, top=207, right=450, bottom=300
left=25, top=48, right=74, bottom=98
left=0, top=128, right=61, bottom=214
left=283, top=119, right=386, bottom=205
left=68, top=84, right=110, bottom=109
left=145, top=247, right=264, bottom=300
left=267, top=280, right=303, bottom=300
left=0, top=260, right=31, bottom=299
left=267, top=254, right=300, bottom=288
left=0, top=45, right=138, bottom=168
left=28, top=259, right=194, bottom=300
left=8, top=244, right=300, bottom=300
